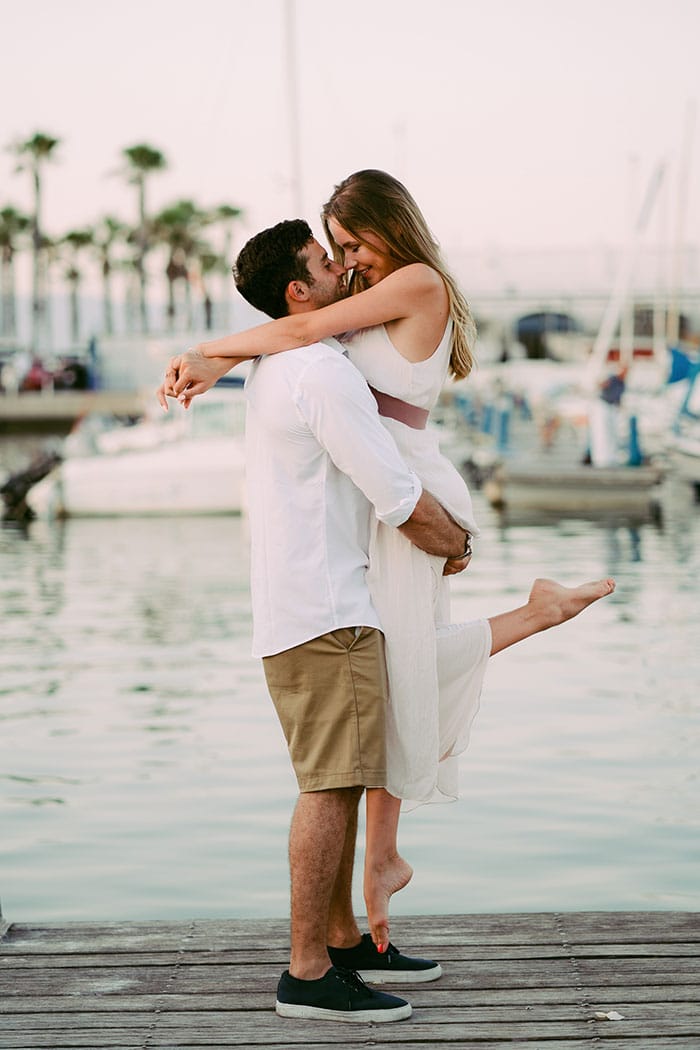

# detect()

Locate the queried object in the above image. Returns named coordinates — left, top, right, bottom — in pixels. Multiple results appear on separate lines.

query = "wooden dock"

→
left=483, top=463, right=664, bottom=519
left=0, top=390, right=147, bottom=429
left=1, top=912, right=698, bottom=1047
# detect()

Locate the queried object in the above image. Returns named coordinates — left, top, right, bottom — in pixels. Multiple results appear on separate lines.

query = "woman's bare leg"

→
left=364, top=788, right=413, bottom=951
left=362, top=577, right=615, bottom=950
left=488, top=577, right=615, bottom=655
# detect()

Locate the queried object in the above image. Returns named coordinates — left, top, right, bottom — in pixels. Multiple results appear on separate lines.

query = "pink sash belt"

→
left=369, top=386, right=429, bottom=430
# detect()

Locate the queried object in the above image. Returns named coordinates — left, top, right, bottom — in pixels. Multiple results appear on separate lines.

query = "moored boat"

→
left=26, top=388, right=247, bottom=518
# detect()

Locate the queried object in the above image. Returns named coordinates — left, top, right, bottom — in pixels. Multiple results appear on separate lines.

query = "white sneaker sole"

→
left=358, top=962, right=442, bottom=984
left=275, top=1000, right=412, bottom=1022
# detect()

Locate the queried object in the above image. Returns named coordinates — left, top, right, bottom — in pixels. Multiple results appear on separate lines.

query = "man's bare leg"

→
left=362, top=576, right=616, bottom=951
left=288, top=787, right=362, bottom=980
left=364, top=788, right=413, bottom=952
left=327, top=788, right=364, bottom=950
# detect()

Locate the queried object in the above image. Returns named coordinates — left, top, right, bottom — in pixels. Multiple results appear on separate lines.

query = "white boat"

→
left=669, top=433, right=700, bottom=484
left=665, top=363, right=700, bottom=486
left=27, top=387, right=247, bottom=517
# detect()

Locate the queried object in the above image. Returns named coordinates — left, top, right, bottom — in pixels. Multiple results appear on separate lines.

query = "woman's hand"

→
left=443, top=553, right=472, bottom=576
left=443, top=532, right=473, bottom=575
left=156, top=349, right=234, bottom=410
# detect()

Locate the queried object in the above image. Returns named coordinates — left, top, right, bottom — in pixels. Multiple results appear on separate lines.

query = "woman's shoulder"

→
left=389, top=261, right=444, bottom=291
left=381, top=263, right=448, bottom=316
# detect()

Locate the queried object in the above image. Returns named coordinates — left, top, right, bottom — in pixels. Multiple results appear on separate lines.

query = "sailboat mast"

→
left=666, top=100, right=696, bottom=348
left=285, top=0, right=303, bottom=217
left=586, top=163, right=665, bottom=384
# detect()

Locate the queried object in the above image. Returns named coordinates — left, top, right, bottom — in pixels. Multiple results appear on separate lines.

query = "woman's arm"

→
left=198, top=263, right=442, bottom=360
left=165, top=262, right=445, bottom=403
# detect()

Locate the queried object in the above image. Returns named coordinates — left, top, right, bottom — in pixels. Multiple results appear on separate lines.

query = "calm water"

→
left=1, top=462, right=699, bottom=923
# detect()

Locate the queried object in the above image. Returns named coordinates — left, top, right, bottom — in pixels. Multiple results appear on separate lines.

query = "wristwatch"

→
left=448, top=534, right=473, bottom=561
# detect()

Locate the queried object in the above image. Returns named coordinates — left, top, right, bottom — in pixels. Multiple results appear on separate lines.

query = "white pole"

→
left=285, top=0, right=303, bottom=217
left=586, top=163, right=665, bottom=388
left=667, top=99, right=696, bottom=347
left=653, top=166, right=669, bottom=362
left=619, top=155, right=638, bottom=370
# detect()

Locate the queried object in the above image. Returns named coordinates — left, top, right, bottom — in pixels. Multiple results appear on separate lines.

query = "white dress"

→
left=344, top=322, right=492, bottom=807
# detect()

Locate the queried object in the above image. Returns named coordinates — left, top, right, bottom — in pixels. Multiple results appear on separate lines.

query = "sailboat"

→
left=26, top=385, right=248, bottom=518
left=666, top=360, right=700, bottom=487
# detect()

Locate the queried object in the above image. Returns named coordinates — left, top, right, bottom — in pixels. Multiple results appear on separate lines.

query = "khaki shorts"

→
left=262, top=626, right=388, bottom=792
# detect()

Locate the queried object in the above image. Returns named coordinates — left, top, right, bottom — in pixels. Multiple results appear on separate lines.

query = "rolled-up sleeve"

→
left=293, top=353, right=422, bottom=526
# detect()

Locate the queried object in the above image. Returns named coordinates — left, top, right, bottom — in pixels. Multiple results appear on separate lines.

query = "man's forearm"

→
left=398, top=491, right=468, bottom=558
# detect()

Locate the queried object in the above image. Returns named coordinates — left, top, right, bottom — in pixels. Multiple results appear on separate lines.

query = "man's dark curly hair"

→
left=233, top=219, right=314, bottom=319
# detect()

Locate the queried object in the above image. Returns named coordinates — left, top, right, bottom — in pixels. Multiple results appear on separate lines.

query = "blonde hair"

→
left=321, top=169, right=476, bottom=379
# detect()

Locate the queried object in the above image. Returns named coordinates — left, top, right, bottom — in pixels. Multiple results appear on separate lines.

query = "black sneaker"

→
left=328, top=933, right=442, bottom=984
left=275, top=965, right=412, bottom=1022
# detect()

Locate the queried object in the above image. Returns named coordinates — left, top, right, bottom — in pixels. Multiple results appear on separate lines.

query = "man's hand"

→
left=156, top=349, right=233, bottom=410
left=398, top=491, right=469, bottom=559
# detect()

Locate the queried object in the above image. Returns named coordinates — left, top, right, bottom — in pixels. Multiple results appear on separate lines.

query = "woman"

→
left=160, top=170, right=614, bottom=950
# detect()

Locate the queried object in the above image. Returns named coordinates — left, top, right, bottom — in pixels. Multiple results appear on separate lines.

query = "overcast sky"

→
left=2, top=0, right=698, bottom=270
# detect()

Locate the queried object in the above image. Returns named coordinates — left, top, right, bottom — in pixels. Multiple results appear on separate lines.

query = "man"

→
left=158, top=221, right=470, bottom=1023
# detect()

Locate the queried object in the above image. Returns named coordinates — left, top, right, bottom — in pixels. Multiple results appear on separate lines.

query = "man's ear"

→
left=286, top=280, right=310, bottom=305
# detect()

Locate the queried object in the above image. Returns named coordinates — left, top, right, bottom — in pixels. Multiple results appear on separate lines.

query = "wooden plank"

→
left=4, top=999, right=700, bottom=1030
left=575, top=956, right=700, bottom=980
left=3, top=940, right=700, bottom=970
left=16, top=953, right=700, bottom=979
left=1, top=1042, right=698, bottom=1050
left=3, top=983, right=699, bottom=1015
left=569, top=942, right=700, bottom=957
left=0, top=1037, right=143, bottom=1049
left=3, top=959, right=700, bottom=1001
left=0, top=965, right=577, bottom=997
left=2, top=951, right=209, bottom=969
left=1, top=1041, right=696, bottom=1050
left=0, top=1018, right=698, bottom=1047
left=0, top=921, right=290, bottom=955
left=8, top=909, right=693, bottom=956
left=131, top=1041, right=700, bottom=1050
left=555, top=911, right=700, bottom=943
left=0, top=945, right=572, bottom=968
left=0, top=912, right=570, bottom=952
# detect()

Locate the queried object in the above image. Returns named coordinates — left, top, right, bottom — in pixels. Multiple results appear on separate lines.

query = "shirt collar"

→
left=321, top=336, right=347, bottom=356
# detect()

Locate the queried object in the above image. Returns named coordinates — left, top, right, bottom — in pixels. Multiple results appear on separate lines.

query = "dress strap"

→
left=368, top=386, right=429, bottom=430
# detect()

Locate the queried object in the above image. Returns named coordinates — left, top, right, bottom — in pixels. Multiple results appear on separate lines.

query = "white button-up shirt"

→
left=245, top=338, right=422, bottom=657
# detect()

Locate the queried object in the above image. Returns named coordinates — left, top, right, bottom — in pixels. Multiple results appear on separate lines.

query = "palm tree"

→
left=0, top=206, right=30, bottom=340
left=94, top=216, right=126, bottom=335
left=121, top=143, right=167, bottom=334
left=118, top=249, right=140, bottom=335
left=196, top=249, right=228, bottom=330
left=61, top=228, right=94, bottom=344
left=11, top=132, right=61, bottom=350
left=152, top=199, right=206, bottom=331
left=211, top=203, right=243, bottom=326
left=211, top=203, right=243, bottom=267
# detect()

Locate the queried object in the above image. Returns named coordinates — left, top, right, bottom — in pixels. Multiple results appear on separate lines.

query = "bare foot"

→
left=364, top=854, right=413, bottom=952
left=528, top=577, right=615, bottom=629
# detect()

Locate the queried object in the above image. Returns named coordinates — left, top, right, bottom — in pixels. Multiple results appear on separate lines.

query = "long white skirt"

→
left=367, top=519, right=491, bottom=808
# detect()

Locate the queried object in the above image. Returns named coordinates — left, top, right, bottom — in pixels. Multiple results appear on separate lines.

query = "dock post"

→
left=497, top=404, right=511, bottom=452
left=627, top=415, right=643, bottom=466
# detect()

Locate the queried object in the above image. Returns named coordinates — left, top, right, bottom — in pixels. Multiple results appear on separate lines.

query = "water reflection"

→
left=1, top=492, right=699, bottom=921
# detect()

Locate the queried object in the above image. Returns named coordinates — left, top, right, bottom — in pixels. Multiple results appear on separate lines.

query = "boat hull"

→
left=28, top=437, right=246, bottom=517
left=485, top=463, right=663, bottom=518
